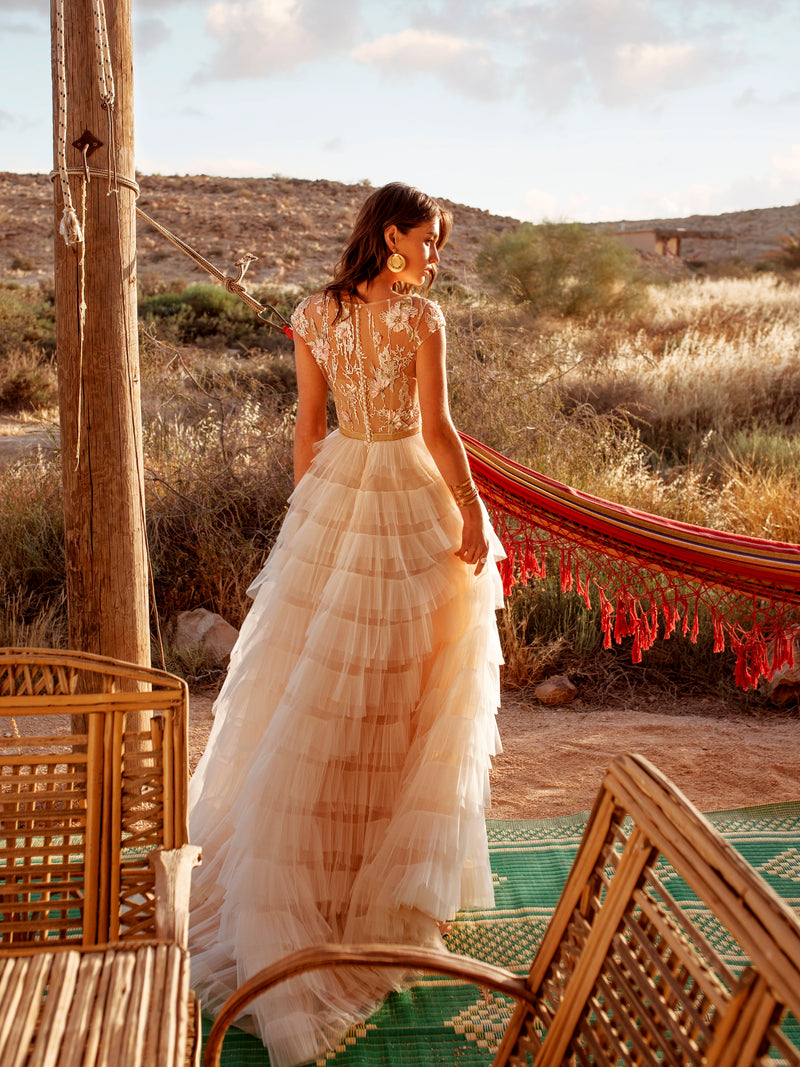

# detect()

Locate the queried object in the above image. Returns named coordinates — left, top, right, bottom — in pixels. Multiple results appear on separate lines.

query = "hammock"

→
left=461, top=434, right=800, bottom=689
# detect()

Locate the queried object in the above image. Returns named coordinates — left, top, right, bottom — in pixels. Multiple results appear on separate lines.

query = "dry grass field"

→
left=1, top=172, right=799, bottom=710
left=2, top=171, right=799, bottom=815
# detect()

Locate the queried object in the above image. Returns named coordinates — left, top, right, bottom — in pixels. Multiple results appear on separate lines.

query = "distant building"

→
left=612, top=227, right=736, bottom=259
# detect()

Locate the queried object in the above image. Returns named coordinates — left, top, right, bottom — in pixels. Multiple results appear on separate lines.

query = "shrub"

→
left=139, top=281, right=300, bottom=352
left=139, top=282, right=255, bottom=347
left=0, top=283, right=56, bottom=357
left=500, top=569, right=750, bottom=703
left=10, top=254, right=36, bottom=272
left=144, top=400, right=294, bottom=626
left=477, top=221, right=644, bottom=318
left=0, top=456, right=66, bottom=642
left=0, top=349, right=58, bottom=412
left=776, top=232, right=800, bottom=271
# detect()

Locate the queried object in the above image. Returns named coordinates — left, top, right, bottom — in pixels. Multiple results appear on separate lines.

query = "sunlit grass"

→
left=0, top=270, right=797, bottom=697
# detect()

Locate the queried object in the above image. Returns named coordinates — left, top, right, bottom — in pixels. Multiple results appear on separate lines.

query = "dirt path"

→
left=188, top=689, right=800, bottom=820
left=489, top=692, right=800, bottom=818
left=0, top=417, right=59, bottom=465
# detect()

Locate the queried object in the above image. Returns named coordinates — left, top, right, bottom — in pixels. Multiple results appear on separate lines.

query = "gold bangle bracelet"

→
left=449, top=478, right=476, bottom=500
left=452, top=485, right=479, bottom=507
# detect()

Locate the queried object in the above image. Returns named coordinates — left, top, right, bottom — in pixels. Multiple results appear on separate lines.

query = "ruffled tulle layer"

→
left=188, top=430, right=504, bottom=1067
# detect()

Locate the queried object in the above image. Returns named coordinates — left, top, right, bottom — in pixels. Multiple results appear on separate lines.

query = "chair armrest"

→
left=203, top=943, right=535, bottom=1067
left=150, top=844, right=202, bottom=947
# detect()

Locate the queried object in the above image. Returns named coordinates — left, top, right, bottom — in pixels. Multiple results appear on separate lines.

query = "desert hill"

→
left=1, top=170, right=798, bottom=290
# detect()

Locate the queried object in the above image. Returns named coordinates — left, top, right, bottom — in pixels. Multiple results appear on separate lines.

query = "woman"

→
left=188, top=183, right=504, bottom=1067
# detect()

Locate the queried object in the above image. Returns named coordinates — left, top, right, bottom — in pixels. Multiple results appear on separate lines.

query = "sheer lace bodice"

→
left=291, top=293, right=446, bottom=440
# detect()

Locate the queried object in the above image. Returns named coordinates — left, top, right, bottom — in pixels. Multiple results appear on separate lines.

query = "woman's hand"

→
left=455, top=505, right=490, bottom=575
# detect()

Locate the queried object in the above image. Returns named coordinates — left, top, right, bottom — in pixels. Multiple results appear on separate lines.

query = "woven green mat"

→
left=203, top=802, right=800, bottom=1066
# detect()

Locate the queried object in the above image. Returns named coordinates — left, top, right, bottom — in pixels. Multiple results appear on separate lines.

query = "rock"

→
left=174, top=609, right=238, bottom=665
left=534, top=675, right=578, bottom=706
left=764, top=663, right=800, bottom=707
left=762, top=636, right=800, bottom=707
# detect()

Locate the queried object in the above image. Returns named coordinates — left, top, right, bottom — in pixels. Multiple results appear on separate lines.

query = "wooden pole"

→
left=50, top=0, right=149, bottom=679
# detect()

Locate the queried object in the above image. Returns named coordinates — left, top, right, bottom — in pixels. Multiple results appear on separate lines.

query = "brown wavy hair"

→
left=325, top=183, right=452, bottom=313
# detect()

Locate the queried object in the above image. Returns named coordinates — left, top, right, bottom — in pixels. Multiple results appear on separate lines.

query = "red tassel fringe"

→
left=463, top=435, right=800, bottom=690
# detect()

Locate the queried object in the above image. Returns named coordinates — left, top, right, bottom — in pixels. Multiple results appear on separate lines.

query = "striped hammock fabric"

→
left=461, top=434, right=800, bottom=689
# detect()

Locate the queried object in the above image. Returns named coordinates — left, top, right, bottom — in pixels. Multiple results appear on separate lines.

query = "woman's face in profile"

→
left=387, top=218, right=441, bottom=286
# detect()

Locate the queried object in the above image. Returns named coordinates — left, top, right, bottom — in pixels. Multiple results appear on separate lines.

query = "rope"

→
left=49, top=168, right=140, bottom=196
left=50, top=172, right=293, bottom=336
left=91, top=0, right=115, bottom=109
left=136, top=208, right=293, bottom=336
left=91, top=0, right=118, bottom=195
left=54, top=0, right=82, bottom=247
left=74, top=178, right=88, bottom=471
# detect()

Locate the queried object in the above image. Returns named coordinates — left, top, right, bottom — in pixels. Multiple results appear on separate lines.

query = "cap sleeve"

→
left=290, top=297, right=314, bottom=342
left=415, top=298, right=446, bottom=347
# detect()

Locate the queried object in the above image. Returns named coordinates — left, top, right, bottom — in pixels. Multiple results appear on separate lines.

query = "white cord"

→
left=54, top=0, right=83, bottom=247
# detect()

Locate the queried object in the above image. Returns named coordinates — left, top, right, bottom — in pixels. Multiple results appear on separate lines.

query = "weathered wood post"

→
left=50, top=0, right=150, bottom=684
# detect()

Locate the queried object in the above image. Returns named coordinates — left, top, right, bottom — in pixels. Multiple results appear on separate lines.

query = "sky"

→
left=1, top=0, right=799, bottom=224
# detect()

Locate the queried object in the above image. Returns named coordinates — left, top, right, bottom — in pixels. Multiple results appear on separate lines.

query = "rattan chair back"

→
left=201, top=753, right=800, bottom=1066
left=0, top=647, right=189, bottom=948
left=496, top=752, right=800, bottom=1066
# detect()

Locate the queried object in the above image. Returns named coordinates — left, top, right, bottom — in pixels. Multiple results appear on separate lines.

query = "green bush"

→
left=0, top=283, right=57, bottom=357
left=140, top=283, right=254, bottom=347
left=139, top=281, right=299, bottom=352
left=477, top=221, right=645, bottom=318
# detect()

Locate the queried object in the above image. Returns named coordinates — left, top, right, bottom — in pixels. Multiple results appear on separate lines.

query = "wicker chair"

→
left=204, top=752, right=800, bottom=1066
left=0, top=647, right=202, bottom=1066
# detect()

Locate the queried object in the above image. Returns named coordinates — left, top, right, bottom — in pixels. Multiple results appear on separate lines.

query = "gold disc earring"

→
left=387, top=251, right=406, bottom=273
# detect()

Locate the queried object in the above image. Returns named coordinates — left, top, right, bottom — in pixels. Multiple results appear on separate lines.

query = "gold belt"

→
left=338, top=426, right=421, bottom=442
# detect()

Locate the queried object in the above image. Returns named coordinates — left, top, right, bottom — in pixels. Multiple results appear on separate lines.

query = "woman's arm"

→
left=293, top=334, right=329, bottom=485
left=416, top=327, right=489, bottom=575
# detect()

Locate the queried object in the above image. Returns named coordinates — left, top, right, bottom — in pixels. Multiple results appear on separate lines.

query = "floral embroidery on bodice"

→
left=290, top=293, right=446, bottom=439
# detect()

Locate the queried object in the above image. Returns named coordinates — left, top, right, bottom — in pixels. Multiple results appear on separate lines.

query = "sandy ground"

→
left=188, top=689, right=800, bottom=821
left=0, top=417, right=59, bottom=465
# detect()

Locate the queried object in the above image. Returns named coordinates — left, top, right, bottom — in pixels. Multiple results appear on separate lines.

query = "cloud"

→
left=0, top=0, right=47, bottom=11
left=135, top=17, right=172, bottom=55
left=0, top=9, right=46, bottom=27
left=632, top=151, right=800, bottom=218
left=352, top=28, right=503, bottom=101
left=179, top=156, right=275, bottom=177
left=634, top=181, right=729, bottom=218
left=200, top=0, right=360, bottom=80
left=522, top=187, right=560, bottom=220
left=522, top=186, right=595, bottom=222
left=771, top=143, right=800, bottom=182
left=613, top=40, right=699, bottom=91
left=0, top=110, right=13, bottom=129
left=509, top=0, right=737, bottom=112
left=735, top=87, right=800, bottom=109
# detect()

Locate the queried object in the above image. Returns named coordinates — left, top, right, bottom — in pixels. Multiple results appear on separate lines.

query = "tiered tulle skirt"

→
left=188, top=429, right=504, bottom=1067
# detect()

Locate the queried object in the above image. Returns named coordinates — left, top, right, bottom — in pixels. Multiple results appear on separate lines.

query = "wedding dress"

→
left=188, top=292, right=504, bottom=1066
